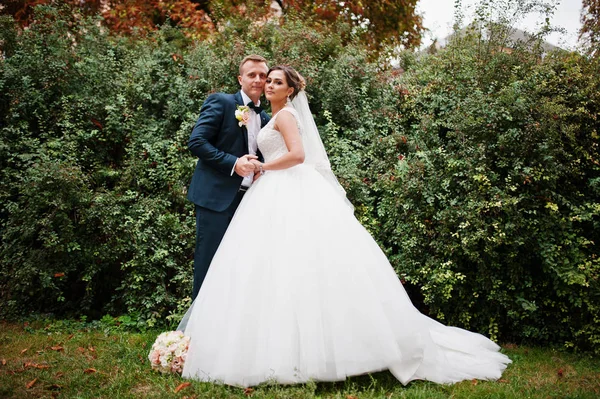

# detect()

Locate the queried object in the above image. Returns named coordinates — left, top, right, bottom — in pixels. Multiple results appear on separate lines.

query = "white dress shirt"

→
left=231, top=90, right=262, bottom=188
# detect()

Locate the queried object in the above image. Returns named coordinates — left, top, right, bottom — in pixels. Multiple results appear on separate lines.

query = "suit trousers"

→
left=192, top=190, right=245, bottom=300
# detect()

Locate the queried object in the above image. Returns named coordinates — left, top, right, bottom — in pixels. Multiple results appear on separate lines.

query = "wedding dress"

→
left=178, top=99, right=511, bottom=387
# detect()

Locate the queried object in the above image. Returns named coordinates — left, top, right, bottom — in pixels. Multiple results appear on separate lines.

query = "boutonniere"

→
left=235, top=105, right=250, bottom=127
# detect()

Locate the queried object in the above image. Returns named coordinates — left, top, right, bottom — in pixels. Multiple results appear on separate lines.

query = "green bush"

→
left=0, top=7, right=200, bottom=324
left=1, top=5, right=599, bottom=355
left=370, top=35, right=600, bottom=352
left=0, top=6, right=388, bottom=326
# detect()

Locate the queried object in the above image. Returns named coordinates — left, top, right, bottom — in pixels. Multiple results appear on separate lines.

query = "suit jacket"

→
left=187, top=91, right=270, bottom=212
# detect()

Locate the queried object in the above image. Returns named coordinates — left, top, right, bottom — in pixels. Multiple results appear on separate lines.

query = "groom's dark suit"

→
left=187, top=91, right=269, bottom=299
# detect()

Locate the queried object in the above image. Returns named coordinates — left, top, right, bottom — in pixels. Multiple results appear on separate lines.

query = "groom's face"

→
left=238, top=61, right=268, bottom=102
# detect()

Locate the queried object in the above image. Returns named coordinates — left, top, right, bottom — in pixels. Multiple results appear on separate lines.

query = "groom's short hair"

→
left=239, top=54, right=268, bottom=75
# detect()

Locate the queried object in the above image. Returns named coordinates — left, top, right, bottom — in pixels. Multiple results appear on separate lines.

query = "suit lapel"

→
left=260, top=112, right=269, bottom=128
left=233, top=91, right=249, bottom=152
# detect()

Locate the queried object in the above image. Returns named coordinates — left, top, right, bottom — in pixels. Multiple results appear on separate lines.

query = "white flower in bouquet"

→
left=148, top=331, right=190, bottom=374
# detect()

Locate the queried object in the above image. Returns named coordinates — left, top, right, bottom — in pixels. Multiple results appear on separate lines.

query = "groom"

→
left=187, top=54, right=270, bottom=299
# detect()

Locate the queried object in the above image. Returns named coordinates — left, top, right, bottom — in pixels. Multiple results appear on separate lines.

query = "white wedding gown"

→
left=179, top=107, right=511, bottom=387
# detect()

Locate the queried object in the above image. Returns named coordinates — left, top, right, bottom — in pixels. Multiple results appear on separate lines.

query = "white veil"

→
left=291, top=91, right=354, bottom=211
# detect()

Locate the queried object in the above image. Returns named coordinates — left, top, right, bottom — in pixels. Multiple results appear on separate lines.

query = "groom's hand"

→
left=234, top=154, right=258, bottom=177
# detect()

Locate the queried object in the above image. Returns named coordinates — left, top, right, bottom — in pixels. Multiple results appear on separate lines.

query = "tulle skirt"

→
left=178, top=164, right=511, bottom=387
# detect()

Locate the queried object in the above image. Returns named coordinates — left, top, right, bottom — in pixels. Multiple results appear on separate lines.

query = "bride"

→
left=177, top=65, right=511, bottom=387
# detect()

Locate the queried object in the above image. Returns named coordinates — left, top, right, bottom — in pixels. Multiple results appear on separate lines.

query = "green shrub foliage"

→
left=0, top=8, right=199, bottom=325
left=1, top=6, right=599, bottom=352
left=0, top=6, right=377, bottom=326
left=371, top=39, right=600, bottom=352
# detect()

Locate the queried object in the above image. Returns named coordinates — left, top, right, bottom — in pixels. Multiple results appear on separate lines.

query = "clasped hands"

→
left=234, top=154, right=263, bottom=181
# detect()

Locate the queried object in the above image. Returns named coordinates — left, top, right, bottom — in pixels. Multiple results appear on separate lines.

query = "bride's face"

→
left=264, top=70, right=294, bottom=104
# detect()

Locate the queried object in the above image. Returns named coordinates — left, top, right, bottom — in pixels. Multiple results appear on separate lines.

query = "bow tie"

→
left=247, top=101, right=263, bottom=114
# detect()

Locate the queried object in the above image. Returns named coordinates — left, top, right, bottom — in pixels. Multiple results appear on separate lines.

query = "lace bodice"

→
left=257, top=106, right=301, bottom=163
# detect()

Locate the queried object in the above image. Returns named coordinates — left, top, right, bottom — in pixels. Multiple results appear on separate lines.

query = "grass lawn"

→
left=1, top=320, right=599, bottom=399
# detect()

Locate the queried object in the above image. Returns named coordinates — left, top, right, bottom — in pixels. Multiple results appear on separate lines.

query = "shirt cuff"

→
left=231, top=158, right=238, bottom=176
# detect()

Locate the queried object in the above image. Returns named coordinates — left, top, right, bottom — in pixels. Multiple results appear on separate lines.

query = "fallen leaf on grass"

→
left=1, top=359, right=6, bottom=366
left=471, top=379, right=478, bottom=386
left=243, top=387, right=254, bottom=396
left=50, top=346, right=64, bottom=352
left=88, top=346, right=95, bottom=352
left=26, top=378, right=38, bottom=389
left=20, top=348, right=28, bottom=354
left=54, top=273, right=65, bottom=278
left=55, top=372, right=64, bottom=378
left=498, top=378, right=509, bottom=383
left=83, top=368, right=97, bottom=374
left=77, top=347, right=86, bottom=354
left=67, top=334, right=74, bottom=340
left=557, top=368, right=564, bottom=378
left=174, top=382, right=191, bottom=393
left=346, top=396, right=359, bottom=399
left=24, top=362, right=50, bottom=369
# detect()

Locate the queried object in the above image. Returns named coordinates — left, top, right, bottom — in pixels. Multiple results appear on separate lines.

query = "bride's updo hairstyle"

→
left=268, top=65, right=306, bottom=101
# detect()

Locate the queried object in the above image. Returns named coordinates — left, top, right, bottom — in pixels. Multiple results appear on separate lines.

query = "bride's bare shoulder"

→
left=273, top=108, right=300, bottom=134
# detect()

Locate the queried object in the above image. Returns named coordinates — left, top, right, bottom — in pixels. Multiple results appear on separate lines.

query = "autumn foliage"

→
left=2, top=0, right=422, bottom=52
left=3, top=0, right=213, bottom=36
left=580, top=0, right=600, bottom=56
left=283, top=0, right=422, bottom=52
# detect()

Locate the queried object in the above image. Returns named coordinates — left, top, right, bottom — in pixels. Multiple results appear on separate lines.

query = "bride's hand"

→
left=249, top=159, right=262, bottom=169
left=250, top=160, right=264, bottom=181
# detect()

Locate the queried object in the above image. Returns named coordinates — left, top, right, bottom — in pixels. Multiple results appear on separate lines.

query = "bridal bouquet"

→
left=148, top=331, right=190, bottom=374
